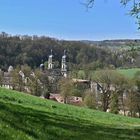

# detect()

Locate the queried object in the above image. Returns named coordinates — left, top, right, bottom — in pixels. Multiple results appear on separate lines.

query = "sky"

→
left=0, top=0, right=139, bottom=40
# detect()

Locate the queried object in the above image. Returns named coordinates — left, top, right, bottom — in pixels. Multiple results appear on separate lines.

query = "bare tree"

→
left=92, top=70, right=127, bottom=112
left=84, top=0, right=140, bottom=28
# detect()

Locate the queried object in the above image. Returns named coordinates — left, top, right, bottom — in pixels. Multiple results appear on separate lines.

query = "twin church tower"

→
left=41, top=50, right=67, bottom=77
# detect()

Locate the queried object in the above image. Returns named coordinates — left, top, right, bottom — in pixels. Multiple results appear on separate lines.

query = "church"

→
left=40, top=49, right=67, bottom=78
left=0, top=50, right=68, bottom=93
left=39, top=49, right=68, bottom=93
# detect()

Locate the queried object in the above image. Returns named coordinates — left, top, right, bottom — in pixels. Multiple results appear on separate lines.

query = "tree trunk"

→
left=121, top=96, right=126, bottom=116
left=64, top=97, right=67, bottom=104
left=102, top=95, right=108, bottom=112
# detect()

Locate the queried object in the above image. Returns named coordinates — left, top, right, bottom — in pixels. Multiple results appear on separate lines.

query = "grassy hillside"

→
left=117, top=68, right=140, bottom=78
left=0, top=88, right=140, bottom=140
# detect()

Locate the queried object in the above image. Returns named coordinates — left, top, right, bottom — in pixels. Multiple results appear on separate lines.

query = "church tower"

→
left=48, top=49, right=53, bottom=70
left=61, top=50, right=67, bottom=77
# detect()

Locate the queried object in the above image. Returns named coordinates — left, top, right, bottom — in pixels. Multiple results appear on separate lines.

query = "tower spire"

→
left=48, top=49, right=53, bottom=69
left=61, top=50, right=67, bottom=77
left=51, top=49, right=52, bottom=55
left=64, top=50, right=66, bottom=55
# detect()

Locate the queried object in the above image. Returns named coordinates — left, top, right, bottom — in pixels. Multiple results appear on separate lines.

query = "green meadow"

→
left=117, top=68, right=140, bottom=78
left=0, top=88, right=140, bottom=140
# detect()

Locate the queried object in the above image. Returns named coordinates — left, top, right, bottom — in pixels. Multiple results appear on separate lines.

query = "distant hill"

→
left=0, top=88, right=140, bottom=140
left=81, top=39, right=140, bottom=47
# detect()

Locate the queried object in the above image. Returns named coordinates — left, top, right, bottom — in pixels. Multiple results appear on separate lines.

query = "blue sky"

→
left=0, top=0, right=139, bottom=40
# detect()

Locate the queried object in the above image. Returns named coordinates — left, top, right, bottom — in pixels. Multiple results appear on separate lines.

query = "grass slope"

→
left=0, top=88, right=140, bottom=140
left=117, top=68, right=140, bottom=78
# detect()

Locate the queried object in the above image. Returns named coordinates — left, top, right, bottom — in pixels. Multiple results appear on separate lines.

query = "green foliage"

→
left=11, top=66, right=24, bottom=91
left=77, top=70, right=86, bottom=79
left=59, top=78, right=74, bottom=103
left=44, top=61, right=48, bottom=69
left=29, top=70, right=42, bottom=96
left=0, top=88, right=140, bottom=140
left=117, top=68, right=140, bottom=79
left=84, top=90, right=96, bottom=109
left=21, top=64, right=31, bottom=77
left=71, top=88, right=81, bottom=97
left=110, top=93, right=119, bottom=114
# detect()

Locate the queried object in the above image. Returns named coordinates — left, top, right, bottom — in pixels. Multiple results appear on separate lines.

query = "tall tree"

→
left=29, top=70, right=42, bottom=96
left=11, top=66, right=24, bottom=92
left=84, top=89, right=96, bottom=109
left=40, top=73, right=51, bottom=99
left=92, top=70, right=127, bottom=112
left=133, top=71, right=140, bottom=117
left=59, top=78, right=74, bottom=104
left=110, top=93, right=119, bottom=114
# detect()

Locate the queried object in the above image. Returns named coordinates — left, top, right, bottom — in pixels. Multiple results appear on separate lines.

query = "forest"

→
left=0, top=32, right=140, bottom=72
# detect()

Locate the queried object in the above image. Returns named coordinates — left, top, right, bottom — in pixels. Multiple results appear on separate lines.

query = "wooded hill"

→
left=82, top=39, right=140, bottom=47
left=0, top=32, right=140, bottom=71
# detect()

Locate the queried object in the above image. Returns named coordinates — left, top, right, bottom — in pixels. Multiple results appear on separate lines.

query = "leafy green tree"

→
left=29, top=70, right=42, bottom=96
left=11, top=66, right=24, bottom=92
left=77, top=70, right=86, bottom=79
left=44, top=61, right=48, bottom=69
left=40, top=73, right=51, bottom=99
left=21, top=64, right=31, bottom=77
left=110, top=93, right=119, bottom=114
left=70, top=70, right=78, bottom=78
left=59, top=78, right=74, bottom=104
left=84, top=90, right=96, bottom=109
